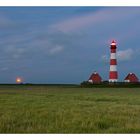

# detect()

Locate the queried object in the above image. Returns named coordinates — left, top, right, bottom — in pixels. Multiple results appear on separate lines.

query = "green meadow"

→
left=0, top=85, right=140, bottom=133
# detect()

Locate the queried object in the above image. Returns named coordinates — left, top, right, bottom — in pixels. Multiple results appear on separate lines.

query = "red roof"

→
left=124, top=73, right=139, bottom=82
left=88, top=72, right=102, bottom=83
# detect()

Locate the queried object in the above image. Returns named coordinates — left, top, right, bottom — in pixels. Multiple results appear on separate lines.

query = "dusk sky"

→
left=0, top=7, right=140, bottom=84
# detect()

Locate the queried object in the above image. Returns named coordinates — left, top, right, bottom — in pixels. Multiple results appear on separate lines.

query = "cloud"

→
left=101, top=48, right=135, bottom=62
left=0, top=67, right=9, bottom=71
left=0, top=15, right=13, bottom=28
left=50, top=8, right=140, bottom=33
left=101, top=55, right=109, bottom=62
left=0, top=14, right=24, bottom=30
left=117, top=49, right=134, bottom=61
left=48, top=45, right=64, bottom=55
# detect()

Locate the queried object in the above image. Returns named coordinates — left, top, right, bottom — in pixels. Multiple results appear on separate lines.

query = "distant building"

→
left=124, top=73, right=139, bottom=83
left=88, top=71, right=102, bottom=83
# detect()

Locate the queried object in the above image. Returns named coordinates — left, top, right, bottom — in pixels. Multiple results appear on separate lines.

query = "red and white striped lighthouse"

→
left=109, top=40, right=118, bottom=82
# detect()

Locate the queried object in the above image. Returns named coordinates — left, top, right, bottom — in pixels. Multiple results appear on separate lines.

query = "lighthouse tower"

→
left=109, top=40, right=118, bottom=82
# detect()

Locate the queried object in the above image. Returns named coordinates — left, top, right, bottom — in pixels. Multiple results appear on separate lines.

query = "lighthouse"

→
left=109, top=40, right=118, bottom=82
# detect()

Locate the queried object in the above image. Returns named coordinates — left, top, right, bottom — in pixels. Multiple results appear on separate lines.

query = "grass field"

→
left=0, top=85, right=140, bottom=133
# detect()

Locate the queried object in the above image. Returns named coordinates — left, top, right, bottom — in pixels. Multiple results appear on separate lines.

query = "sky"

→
left=0, top=7, right=140, bottom=84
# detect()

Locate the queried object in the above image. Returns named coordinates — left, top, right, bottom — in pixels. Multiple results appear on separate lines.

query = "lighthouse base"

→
left=109, top=79, right=118, bottom=82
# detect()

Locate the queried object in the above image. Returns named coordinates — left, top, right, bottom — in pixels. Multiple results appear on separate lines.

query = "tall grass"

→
left=0, top=85, right=140, bottom=133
